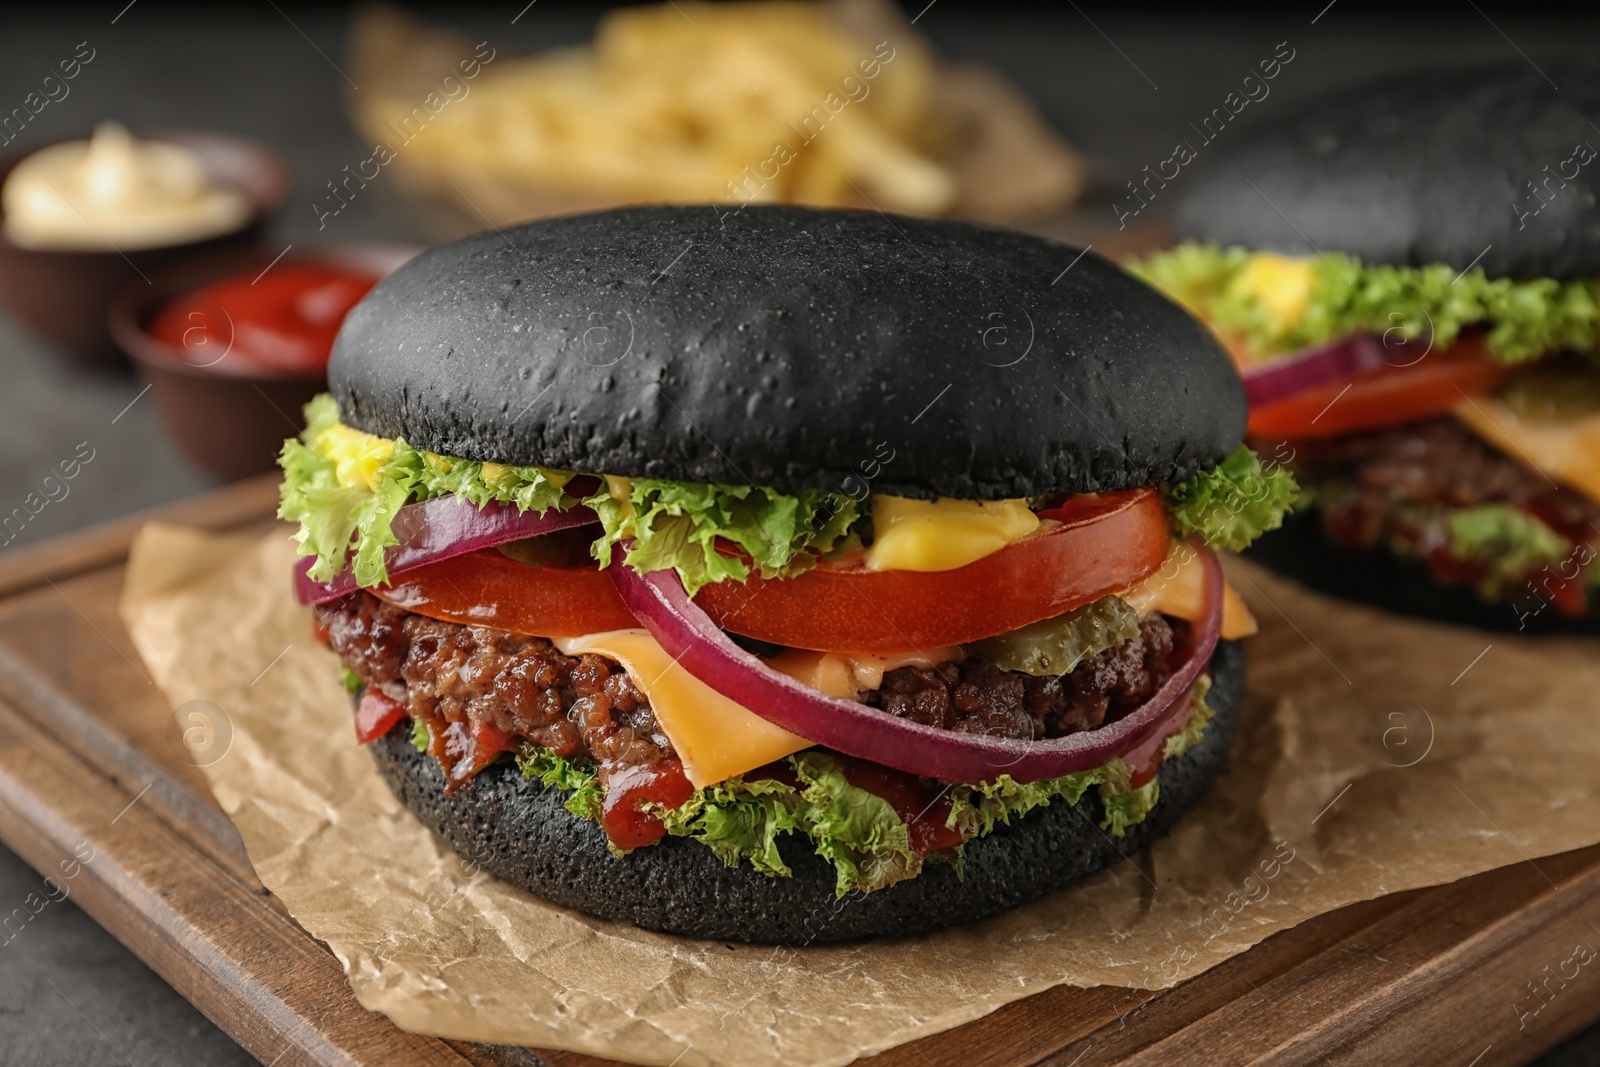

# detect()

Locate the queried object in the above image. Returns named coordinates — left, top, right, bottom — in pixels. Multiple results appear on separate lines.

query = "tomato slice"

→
left=354, top=690, right=405, bottom=744
left=693, top=488, right=1171, bottom=652
left=370, top=550, right=639, bottom=635
left=1248, top=337, right=1510, bottom=440
left=374, top=488, right=1169, bottom=653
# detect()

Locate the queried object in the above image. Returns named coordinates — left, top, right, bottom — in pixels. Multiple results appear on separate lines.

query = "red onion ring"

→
left=294, top=496, right=598, bottom=605
left=607, top=541, right=1225, bottom=784
left=1243, top=333, right=1428, bottom=408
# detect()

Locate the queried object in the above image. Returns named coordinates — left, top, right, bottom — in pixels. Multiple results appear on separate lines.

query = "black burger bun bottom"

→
left=1247, top=510, right=1600, bottom=635
left=328, top=205, right=1244, bottom=502
left=367, top=642, right=1245, bottom=945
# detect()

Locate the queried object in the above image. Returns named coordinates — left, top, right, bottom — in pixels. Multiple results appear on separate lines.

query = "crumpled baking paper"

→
left=119, top=523, right=1600, bottom=1067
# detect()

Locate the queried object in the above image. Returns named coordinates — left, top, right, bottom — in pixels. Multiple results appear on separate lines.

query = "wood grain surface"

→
left=0, top=473, right=1595, bottom=1067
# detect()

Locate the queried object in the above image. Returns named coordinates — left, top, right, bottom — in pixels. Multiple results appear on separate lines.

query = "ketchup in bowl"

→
left=146, top=262, right=378, bottom=374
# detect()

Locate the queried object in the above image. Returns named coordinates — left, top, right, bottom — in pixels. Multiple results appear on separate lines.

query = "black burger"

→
left=279, top=205, right=1291, bottom=943
left=1136, top=62, right=1600, bottom=632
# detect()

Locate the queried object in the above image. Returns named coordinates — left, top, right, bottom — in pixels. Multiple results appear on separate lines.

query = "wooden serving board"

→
left=1, top=475, right=1598, bottom=1067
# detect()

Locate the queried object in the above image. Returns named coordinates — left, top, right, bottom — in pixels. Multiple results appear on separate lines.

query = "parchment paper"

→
left=120, top=523, right=1600, bottom=1067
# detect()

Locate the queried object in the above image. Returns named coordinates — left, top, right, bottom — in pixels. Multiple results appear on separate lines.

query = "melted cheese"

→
left=1453, top=398, right=1600, bottom=506
left=1231, top=253, right=1315, bottom=328
left=768, top=647, right=960, bottom=699
left=1121, top=542, right=1257, bottom=640
left=602, top=474, right=636, bottom=520
left=315, top=422, right=395, bottom=492
left=866, top=495, right=1040, bottom=572
left=553, top=629, right=809, bottom=787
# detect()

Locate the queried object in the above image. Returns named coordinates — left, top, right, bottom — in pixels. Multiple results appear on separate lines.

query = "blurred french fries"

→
left=348, top=0, right=1085, bottom=233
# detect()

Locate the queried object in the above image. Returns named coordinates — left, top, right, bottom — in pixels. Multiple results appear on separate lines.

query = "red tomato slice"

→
left=354, top=690, right=405, bottom=744
left=693, top=488, right=1171, bottom=652
left=1248, top=337, right=1510, bottom=440
left=370, top=550, right=640, bottom=635
left=373, top=488, right=1170, bottom=653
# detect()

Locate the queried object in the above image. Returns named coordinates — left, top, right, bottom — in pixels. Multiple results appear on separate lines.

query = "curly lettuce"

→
left=948, top=676, right=1213, bottom=841
left=279, top=395, right=858, bottom=595
left=278, top=395, right=571, bottom=586
left=522, top=680, right=1216, bottom=896
left=515, top=747, right=604, bottom=821
left=1310, top=480, right=1599, bottom=604
left=659, top=775, right=801, bottom=878
left=793, top=752, right=921, bottom=895
left=1448, top=504, right=1574, bottom=596
left=1165, top=445, right=1298, bottom=552
left=1130, top=242, right=1600, bottom=363
left=584, top=477, right=859, bottom=597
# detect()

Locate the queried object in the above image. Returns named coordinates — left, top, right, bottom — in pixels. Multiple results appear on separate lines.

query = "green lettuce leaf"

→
left=277, top=394, right=572, bottom=586
left=793, top=751, right=922, bottom=896
left=1164, top=445, right=1298, bottom=552
left=1130, top=242, right=1600, bottom=363
left=410, top=718, right=430, bottom=753
left=510, top=683, right=1215, bottom=893
left=1162, top=675, right=1215, bottom=761
left=516, top=746, right=604, bottom=821
left=584, top=478, right=859, bottom=596
left=945, top=768, right=1101, bottom=841
left=1095, top=760, right=1162, bottom=839
left=339, top=666, right=363, bottom=693
left=945, top=678, right=1216, bottom=842
left=1447, top=504, right=1574, bottom=597
left=1310, top=478, right=1593, bottom=604
left=969, top=594, right=1141, bottom=676
left=656, top=775, right=801, bottom=878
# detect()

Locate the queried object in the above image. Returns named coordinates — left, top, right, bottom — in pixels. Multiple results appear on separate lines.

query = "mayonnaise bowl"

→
left=0, top=126, right=288, bottom=368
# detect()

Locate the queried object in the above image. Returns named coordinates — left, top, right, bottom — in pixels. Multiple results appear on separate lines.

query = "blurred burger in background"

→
left=343, top=0, right=1085, bottom=233
left=1134, top=62, right=1600, bottom=632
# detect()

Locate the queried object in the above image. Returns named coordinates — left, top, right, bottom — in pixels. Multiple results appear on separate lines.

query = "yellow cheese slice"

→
left=554, top=629, right=809, bottom=788
left=865, top=495, right=1040, bottom=572
left=315, top=422, right=395, bottom=492
left=1121, top=542, right=1257, bottom=639
left=1231, top=252, right=1315, bottom=330
left=1453, top=398, right=1600, bottom=506
left=767, top=647, right=959, bottom=699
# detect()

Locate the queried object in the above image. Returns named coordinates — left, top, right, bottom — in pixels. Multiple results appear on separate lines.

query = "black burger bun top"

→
left=329, top=205, right=1244, bottom=501
left=1174, top=62, right=1600, bottom=278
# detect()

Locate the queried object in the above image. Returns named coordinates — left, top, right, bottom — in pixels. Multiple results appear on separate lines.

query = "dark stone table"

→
left=0, top=4, right=1595, bottom=1064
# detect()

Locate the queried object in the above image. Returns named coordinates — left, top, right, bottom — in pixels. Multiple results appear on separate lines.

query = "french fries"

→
left=362, top=2, right=959, bottom=217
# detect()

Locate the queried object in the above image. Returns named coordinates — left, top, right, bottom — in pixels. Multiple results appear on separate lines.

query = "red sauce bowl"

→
left=0, top=129, right=290, bottom=370
left=109, top=243, right=420, bottom=482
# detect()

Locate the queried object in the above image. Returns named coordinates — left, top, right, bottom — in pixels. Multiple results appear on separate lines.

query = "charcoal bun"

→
left=367, top=641, right=1245, bottom=944
left=1175, top=62, right=1600, bottom=278
left=330, top=205, right=1244, bottom=500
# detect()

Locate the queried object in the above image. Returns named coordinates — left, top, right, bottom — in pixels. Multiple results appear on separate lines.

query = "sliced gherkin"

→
left=969, top=594, right=1141, bottom=677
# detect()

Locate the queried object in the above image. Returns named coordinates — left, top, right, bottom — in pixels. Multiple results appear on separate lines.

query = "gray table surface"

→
left=1, top=5, right=1598, bottom=1065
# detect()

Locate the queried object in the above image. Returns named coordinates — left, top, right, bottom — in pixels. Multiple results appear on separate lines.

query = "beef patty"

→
left=1288, top=417, right=1600, bottom=548
left=323, top=593, right=1184, bottom=784
left=866, top=614, right=1179, bottom=739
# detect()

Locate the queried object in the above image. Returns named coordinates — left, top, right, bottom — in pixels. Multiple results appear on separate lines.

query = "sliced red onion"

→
left=606, top=541, right=1224, bottom=784
left=295, top=496, right=598, bottom=605
left=1243, top=333, right=1428, bottom=408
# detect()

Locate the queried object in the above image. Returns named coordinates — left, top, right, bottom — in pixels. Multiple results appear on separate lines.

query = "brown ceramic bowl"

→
left=108, top=242, right=421, bottom=482
left=0, top=128, right=290, bottom=370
